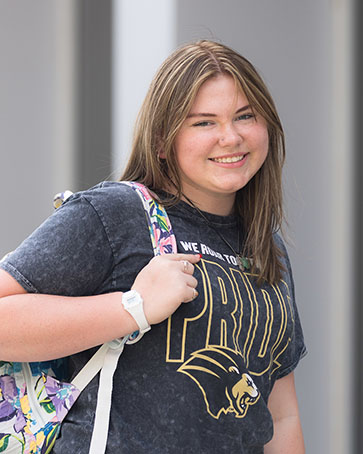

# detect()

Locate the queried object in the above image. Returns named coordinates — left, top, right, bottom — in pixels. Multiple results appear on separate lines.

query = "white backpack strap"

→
left=71, top=338, right=127, bottom=393
left=70, top=338, right=128, bottom=454
left=88, top=340, right=127, bottom=454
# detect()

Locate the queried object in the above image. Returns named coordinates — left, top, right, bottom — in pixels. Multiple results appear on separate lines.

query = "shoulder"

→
left=273, top=232, right=287, bottom=256
left=0, top=182, right=151, bottom=295
left=58, top=181, right=145, bottom=226
left=273, top=232, right=290, bottom=263
left=63, top=181, right=141, bottom=210
left=63, top=182, right=155, bottom=251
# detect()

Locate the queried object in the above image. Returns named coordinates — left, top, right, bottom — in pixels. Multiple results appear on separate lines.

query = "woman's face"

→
left=171, top=74, right=269, bottom=215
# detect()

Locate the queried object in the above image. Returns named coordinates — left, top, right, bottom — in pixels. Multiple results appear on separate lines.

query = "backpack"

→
left=0, top=182, right=177, bottom=454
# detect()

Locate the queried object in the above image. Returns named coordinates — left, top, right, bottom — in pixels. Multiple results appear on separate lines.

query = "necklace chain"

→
left=181, top=193, right=250, bottom=271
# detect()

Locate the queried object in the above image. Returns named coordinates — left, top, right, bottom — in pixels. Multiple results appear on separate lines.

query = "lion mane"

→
left=178, top=345, right=260, bottom=419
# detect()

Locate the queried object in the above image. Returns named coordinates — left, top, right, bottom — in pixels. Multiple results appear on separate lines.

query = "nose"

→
left=219, top=124, right=242, bottom=147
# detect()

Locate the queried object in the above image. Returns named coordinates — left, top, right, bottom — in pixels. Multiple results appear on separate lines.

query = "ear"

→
left=159, top=150, right=166, bottom=159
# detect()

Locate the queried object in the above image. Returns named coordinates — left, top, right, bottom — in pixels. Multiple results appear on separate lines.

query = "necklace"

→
left=181, top=193, right=251, bottom=272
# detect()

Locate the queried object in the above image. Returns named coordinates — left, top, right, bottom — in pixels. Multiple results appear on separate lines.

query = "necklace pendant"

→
left=237, top=255, right=250, bottom=271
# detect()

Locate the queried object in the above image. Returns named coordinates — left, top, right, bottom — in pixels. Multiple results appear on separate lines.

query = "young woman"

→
left=0, top=40, right=306, bottom=453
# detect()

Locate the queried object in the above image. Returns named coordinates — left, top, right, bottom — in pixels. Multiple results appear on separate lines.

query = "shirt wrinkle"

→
left=78, top=194, right=116, bottom=269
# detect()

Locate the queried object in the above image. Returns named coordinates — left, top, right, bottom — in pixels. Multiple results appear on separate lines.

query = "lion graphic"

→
left=178, top=346, right=260, bottom=419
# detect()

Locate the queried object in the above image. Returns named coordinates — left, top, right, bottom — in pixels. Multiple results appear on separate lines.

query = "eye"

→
left=192, top=121, right=214, bottom=127
left=234, top=113, right=255, bottom=122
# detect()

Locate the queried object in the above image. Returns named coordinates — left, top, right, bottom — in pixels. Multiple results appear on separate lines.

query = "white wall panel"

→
left=112, top=0, right=176, bottom=176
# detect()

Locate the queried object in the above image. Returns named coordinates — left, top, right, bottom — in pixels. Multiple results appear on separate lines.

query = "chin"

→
left=216, top=181, right=250, bottom=194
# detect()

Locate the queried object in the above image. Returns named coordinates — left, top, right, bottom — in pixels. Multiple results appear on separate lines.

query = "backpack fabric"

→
left=0, top=182, right=176, bottom=454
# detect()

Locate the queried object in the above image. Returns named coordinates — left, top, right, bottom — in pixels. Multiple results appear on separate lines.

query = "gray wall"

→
left=77, top=0, right=112, bottom=189
left=0, top=0, right=112, bottom=259
left=355, top=0, right=363, bottom=446
left=0, top=1, right=62, bottom=258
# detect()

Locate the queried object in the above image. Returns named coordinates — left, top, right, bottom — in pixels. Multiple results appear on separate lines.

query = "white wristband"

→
left=121, top=290, right=151, bottom=334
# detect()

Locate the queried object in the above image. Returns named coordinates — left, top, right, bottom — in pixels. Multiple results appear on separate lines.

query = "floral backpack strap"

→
left=121, top=181, right=177, bottom=255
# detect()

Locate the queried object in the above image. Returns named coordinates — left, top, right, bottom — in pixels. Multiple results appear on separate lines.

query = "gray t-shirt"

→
left=0, top=181, right=306, bottom=453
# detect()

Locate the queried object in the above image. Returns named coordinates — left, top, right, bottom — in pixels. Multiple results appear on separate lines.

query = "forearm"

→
left=0, top=253, right=200, bottom=362
left=0, top=292, right=138, bottom=362
left=264, top=415, right=305, bottom=453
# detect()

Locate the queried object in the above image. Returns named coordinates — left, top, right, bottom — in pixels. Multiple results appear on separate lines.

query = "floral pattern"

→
left=39, top=374, right=79, bottom=422
left=0, top=362, right=79, bottom=453
left=123, top=182, right=177, bottom=256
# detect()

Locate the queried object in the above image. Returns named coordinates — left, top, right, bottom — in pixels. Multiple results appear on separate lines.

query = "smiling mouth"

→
left=210, top=154, right=246, bottom=164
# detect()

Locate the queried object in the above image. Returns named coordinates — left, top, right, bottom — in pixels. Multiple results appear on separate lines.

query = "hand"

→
left=131, top=253, right=200, bottom=326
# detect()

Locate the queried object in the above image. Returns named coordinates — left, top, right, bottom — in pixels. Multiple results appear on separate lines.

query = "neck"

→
left=181, top=191, right=236, bottom=217
left=162, top=180, right=236, bottom=216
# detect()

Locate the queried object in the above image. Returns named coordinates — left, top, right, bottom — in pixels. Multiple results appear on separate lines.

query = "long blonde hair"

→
left=121, top=40, right=286, bottom=284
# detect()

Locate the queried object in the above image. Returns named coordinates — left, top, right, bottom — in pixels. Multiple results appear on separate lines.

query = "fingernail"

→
left=198, top=254, right=202, bottom=258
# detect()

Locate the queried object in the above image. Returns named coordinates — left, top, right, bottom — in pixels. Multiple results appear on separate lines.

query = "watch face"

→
left=123, top=290, right=150, bottom=334
left=126, top=292, right=140, bottom=307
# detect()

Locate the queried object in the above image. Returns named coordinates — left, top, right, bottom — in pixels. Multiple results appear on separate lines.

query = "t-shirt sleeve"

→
left=273, top=234, right=307, bottom=380
left=0, top=191, right=115, bottom=296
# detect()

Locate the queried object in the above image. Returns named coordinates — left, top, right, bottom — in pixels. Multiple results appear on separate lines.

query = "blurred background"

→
left=0, top=0, right=360, bottom=452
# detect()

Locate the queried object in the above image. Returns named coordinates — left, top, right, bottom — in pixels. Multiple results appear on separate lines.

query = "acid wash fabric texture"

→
left=0, top=182, right=307, bottom=453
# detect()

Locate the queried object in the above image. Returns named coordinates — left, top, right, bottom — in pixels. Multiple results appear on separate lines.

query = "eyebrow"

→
left=187, top=104, right=252, bottom=119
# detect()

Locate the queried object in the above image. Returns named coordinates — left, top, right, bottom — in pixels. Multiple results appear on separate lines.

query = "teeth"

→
left=212, top=155, right=245, bottom=163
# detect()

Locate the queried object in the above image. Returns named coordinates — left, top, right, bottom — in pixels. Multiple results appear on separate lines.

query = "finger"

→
left=166, top=253, right=201, bottom=264
left=183, top=287, right=198, bottom=303
left=181, top=260, right=195, bottom=275
left=185, top=275, right=198, bottom=288
left=181, top=260, right=189, bottom=273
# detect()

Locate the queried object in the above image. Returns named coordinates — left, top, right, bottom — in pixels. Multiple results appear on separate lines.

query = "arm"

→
left=264, top=372, right=305, bottom=454
left=0, top=269, right=136, bottom=361
left=0, top=253, right=199, bottom=362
